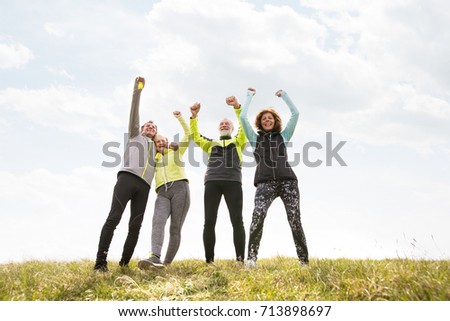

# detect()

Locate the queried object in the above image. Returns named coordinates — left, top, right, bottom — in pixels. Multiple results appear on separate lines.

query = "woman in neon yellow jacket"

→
left=138, top=111, right=191, bottom=269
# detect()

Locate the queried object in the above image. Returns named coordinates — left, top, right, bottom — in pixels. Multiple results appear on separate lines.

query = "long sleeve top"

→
left=119, top=79, right=156, bottom=187
left=239, top=90, right=299, bottom=186
left=239, top=90, right=299, bottom=150
left=154, top=116, right=190, bottom=191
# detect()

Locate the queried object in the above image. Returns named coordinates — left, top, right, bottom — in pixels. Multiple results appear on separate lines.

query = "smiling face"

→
left=260, top=112, right=275, bottom=132
left=255, top=108, right=282, bottom=133
left=154, top=135, right=168, bottom=153
left=218, top=118, right=234, bottom=137
left=141, top=121, right=157, bottom=138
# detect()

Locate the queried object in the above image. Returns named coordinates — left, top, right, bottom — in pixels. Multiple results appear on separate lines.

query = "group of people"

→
left=93, top=76, right=309, bottom=272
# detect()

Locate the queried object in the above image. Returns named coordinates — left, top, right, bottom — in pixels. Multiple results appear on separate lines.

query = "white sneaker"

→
left=299, top=260, right=309, bottom=268
left=245, top=259, right=257, bottom=269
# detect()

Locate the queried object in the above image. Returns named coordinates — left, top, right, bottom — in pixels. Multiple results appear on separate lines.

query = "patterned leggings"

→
left=247, top=179, right=308, bottom=263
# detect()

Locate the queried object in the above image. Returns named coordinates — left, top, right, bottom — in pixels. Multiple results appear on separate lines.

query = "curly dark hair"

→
left=254, top=108, right=282, bottom=133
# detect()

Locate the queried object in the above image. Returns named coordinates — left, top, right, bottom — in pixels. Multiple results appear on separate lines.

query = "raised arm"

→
left=225, top=95, right=247, bottom=149
left=189, top=102, right=212, bottom=152
left=128, top=76, right=145, bottom=138
left=239, top=88, right=257, bottom=150
left=277, top=90, right=299, bottom=142
left=234, top=108, right=247, bottom=150
left=173, top=111, right=190, bottom=155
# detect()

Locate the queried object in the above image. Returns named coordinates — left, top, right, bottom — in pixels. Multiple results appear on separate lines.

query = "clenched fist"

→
left=225, top=96, right=240, bottom=109
left=190, top=102, right=201, bottom=118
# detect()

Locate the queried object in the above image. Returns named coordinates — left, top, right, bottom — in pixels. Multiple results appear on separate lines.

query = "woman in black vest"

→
left=240, top=88, right=308, bottom=268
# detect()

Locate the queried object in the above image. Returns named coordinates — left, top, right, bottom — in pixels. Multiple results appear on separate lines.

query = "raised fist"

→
left=169, top=142, right=179, bottom=151
left=136, top=76, right=145, bottom=89
left=190, top=102, right=201, bottom=118
left=225, top=96, right=240, bottom=109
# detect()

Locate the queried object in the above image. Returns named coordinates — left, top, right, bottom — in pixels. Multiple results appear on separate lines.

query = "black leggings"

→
left=96, top=172, right=150, bottom=264
left=203, top=181, right=245, bottom=262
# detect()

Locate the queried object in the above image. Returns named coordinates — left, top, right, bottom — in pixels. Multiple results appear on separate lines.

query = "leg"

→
left=203, top=181, right=222, bottom=263
left=280, top=180, right=308, bottom=264
left=163, top=181, right=190, bottom=264
left=223, top=181, right=245, bottom=261
left=247, top=181, right=278, bottom=261
left=151, top=192, right=171, bottom=258
left=120, top=178, right=150, bottom=265
left=95, top=173, right=133, bottom=267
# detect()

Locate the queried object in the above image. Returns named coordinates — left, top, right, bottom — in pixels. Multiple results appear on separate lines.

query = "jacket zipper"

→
left=141, top=139, right=151, bottom=178
left=270, top=133, right=276, bottom=180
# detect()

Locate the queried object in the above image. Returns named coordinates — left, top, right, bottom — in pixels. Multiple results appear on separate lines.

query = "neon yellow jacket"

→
left=154, top=116, right=190, bottom=191
left=190, top=107, right=247, bottom=183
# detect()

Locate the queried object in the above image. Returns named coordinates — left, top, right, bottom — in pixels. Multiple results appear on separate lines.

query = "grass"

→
left=1, top=257, right=449, bottom=301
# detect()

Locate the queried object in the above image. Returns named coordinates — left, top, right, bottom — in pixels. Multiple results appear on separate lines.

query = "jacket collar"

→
left=258, top=131, right=279, bottom=136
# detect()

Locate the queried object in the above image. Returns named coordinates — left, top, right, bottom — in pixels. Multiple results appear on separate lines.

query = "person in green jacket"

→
left=190, top=97, right=247, bottom=264
left=138, top=111, right=191, bottom=269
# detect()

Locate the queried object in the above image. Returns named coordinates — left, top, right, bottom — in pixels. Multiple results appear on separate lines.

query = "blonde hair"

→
left=154, top=135, right=168, bottom=149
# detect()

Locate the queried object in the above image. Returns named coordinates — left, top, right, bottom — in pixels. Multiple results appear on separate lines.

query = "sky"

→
left=1, top=0, right=449, bottom=264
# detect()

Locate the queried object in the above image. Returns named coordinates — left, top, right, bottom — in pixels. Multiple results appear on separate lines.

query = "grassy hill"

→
left=1, top=257, right=449, bottom=301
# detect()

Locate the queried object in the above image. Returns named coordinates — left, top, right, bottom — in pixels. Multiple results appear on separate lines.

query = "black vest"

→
left=253, top=132, right=297, bottom=186
left=205, top=135, right=242, bottom=183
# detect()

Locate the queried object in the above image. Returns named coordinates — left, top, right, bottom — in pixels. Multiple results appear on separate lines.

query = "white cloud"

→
left=0, top=167, right=115, bottom=262
left=131, top=0, right=450, bottom=155
left=143, top=0, right=325, bottom=74
left=45, top=66, right=75, bottom=80
left=0, top=86, right=122, bottom=141
left=281, top=0, right=450, bottom=154
left=0, top=117, right=8, bottom=136
left=0, top=40, right=34, bottom=69
left=44, top=22, right=66, bottom=37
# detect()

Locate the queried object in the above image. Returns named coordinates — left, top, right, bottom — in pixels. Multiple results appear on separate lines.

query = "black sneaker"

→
left=138, top=256, right=164, bottom=270
left=119, top=260, right=129, bottom=268
left=93, top=262, right=109, bottom=272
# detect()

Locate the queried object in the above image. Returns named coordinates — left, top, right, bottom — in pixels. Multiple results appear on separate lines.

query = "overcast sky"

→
left=1, top=0, right=449, bottom=264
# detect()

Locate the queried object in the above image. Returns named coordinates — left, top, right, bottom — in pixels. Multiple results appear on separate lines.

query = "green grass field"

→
left=1, top=257, right=449, bottom=301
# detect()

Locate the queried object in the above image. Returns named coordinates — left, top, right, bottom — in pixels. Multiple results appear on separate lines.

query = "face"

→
left=141, top=122, right=157, bottom=138
left=218, top=119, right=233, bottom=136
left=154, top=135, right=168, bottom=153
left=261, top=112, right=275, bottom=132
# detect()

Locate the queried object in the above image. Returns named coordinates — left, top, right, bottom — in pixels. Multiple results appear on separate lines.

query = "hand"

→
left=173, top=110, right=181, bottom=118
left=275, top=89, right=283, bottom=97
left=169, top=142, right=179, bottom=151
left=136, top=76, right=145, bottom=89
left=190, top=102, right=201, bottom=118
left=248, top=87, right=256, bottom=95
left=225, top=96, right=240, bottom=109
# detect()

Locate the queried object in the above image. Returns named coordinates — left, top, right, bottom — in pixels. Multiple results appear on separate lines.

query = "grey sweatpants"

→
left=151, top=180, right=190, bottom=264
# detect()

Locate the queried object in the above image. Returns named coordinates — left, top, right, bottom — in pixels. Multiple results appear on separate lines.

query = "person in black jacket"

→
left=190, top=98, right=247, bottom=264
left=239, top=88, right=308, bottom=268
